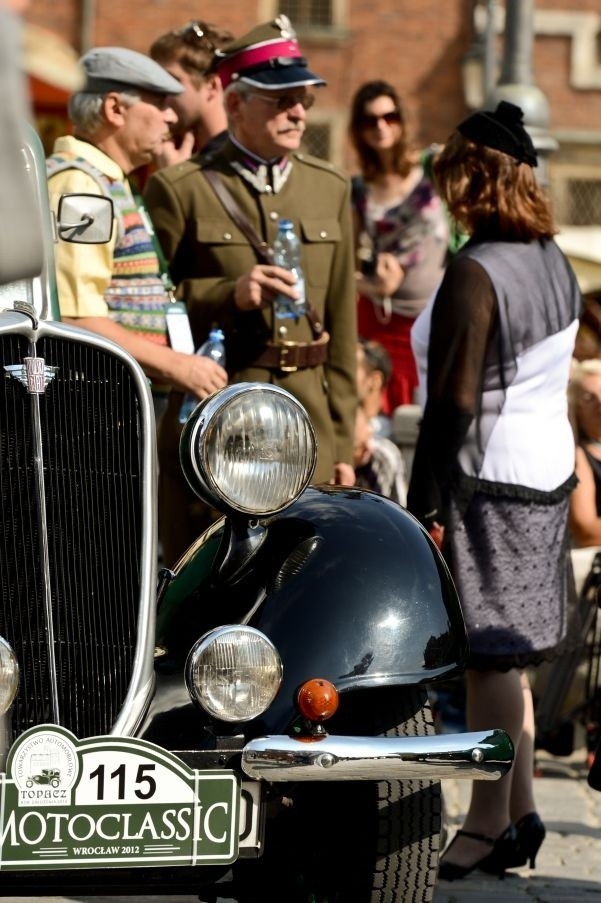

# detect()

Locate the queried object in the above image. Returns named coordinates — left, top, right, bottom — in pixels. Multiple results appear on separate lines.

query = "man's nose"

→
left=287, top=100, right=306, bottom=118
left=164, top=106, right=179, bottom=124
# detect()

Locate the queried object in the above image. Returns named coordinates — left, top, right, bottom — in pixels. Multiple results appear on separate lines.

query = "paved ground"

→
left=434, top=746, right=601, bottom=902
left=1, top=748, right=599, bottom=902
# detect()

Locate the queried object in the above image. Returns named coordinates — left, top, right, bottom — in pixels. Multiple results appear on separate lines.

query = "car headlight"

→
left=0, top=637, right=19, bottom=715
left=185, top=626, right=282, bottom=722
left=180, top=383, right=316, bottom=516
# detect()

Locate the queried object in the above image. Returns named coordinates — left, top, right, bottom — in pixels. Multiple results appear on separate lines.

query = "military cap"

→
left=458, top=101, right=538, bottom=167
left=80, top=46, right=184, bottom=96
left=214, top=15, right=326, bottom=90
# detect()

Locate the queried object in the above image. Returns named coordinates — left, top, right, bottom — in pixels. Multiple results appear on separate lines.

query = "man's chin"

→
left=275, top=133, right=303, bottom=152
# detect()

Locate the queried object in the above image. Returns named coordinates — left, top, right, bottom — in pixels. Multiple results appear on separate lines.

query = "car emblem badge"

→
left=4, top=357, right=58, bottom=394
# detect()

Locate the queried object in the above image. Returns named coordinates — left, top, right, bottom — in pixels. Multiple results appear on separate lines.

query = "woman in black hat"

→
left=408, top=101, right=582, bottom=881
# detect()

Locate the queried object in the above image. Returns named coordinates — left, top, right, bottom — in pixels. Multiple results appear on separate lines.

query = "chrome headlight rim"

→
left=180, top=383, right=317, bottom=517
left=0, top=636, right=19, bottom=716
left=185, top=625, right=283, bottom=723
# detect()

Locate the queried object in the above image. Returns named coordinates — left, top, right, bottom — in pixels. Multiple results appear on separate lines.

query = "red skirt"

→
left=357, top=295, right=418, bottom=411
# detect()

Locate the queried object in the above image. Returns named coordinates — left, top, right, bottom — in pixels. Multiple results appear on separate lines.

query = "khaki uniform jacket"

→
left=144, top=139, right=357, bottom=484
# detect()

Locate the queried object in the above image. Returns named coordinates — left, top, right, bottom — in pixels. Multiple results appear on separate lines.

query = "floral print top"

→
left=352, top=166, right=449, bottom=319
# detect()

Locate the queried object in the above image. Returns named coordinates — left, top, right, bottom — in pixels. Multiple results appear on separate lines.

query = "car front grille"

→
left=0, top=331, right=143, bottom=739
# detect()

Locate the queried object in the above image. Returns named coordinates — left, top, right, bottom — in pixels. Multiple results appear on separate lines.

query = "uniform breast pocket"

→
left=195, top=218, right=256, bottom=273
left=300, top=218, right=341, bottom=289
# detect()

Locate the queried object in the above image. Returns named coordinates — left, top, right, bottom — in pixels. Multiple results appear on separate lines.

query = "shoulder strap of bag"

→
left=202, top=169, right=324, bottom=337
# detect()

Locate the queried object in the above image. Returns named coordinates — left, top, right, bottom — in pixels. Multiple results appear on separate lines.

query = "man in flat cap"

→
left=145, top=17, right=357, bottom=565
left=149, top=20, right=233, bottom=166
left=46, top=46, right=228, bottom=422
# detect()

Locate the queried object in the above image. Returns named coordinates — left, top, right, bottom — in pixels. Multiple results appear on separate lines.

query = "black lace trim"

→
left=452, top=471, right=577, bottom=507
left=467, top=637, right=575, bottom=673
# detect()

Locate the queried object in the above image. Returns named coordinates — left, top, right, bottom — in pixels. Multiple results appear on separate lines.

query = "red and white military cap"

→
left=214, top=16, right=326, bottom=91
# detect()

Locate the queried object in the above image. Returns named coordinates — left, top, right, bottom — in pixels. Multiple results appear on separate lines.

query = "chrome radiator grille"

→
left=0, top=332, right=143, bottom=738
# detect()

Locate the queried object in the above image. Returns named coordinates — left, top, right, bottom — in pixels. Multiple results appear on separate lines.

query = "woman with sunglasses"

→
left=349, top=80, right=449, bottom=410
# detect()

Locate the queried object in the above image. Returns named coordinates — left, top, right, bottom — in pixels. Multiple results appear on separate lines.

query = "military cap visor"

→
left=80, top=46, right=184, bottom=96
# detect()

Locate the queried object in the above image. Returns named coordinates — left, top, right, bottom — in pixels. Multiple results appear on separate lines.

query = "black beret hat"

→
left=457, top=101, right=538, bottom=167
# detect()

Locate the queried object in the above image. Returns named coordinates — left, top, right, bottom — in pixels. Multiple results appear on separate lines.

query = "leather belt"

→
left=252, top=331, right=329, bottom=373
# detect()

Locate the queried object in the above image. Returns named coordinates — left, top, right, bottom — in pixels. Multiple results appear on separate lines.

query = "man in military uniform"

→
left=145, top=17, right=357, bottom=565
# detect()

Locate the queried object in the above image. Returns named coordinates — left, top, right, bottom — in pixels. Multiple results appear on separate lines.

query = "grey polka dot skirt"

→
left=447, top=491, right=571, bottom=671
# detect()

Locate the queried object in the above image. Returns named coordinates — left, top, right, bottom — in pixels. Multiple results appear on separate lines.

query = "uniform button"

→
left=223, top=232, right=232, bottom=240
left=269, top=211, right=279, bottom=221
left=320, top=230, right=327, bottom=239
left=265, top=185, right=273, bottom=193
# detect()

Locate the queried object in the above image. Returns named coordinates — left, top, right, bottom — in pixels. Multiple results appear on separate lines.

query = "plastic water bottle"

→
left=272, top=219, right=307, bottom=319
left=178, top=327, right=226, bottom=424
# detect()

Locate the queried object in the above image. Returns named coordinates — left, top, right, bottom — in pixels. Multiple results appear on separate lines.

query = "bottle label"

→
left=293, top=274, right=307, bottom=315
left=274, top=272, right=306, bottom=319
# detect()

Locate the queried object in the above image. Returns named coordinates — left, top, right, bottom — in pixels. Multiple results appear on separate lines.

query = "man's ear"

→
left=205, top=73, right=223, bottom=98
left=224, top=89, right=243, bottom=121
left=103, top=92, right=128, bottom=126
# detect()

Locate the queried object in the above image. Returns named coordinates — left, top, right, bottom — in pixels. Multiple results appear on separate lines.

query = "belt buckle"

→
left=278, top=341, right=300, bottom=373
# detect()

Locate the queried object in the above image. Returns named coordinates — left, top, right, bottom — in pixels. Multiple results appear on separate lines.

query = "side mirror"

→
left=57, top=194, right=114, bottom=244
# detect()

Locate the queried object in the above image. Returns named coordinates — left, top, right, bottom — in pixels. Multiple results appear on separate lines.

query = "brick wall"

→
left=23, top=0, right=601, bottom=175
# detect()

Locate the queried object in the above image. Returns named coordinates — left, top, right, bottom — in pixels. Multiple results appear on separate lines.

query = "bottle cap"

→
left=278, top=219, right=293, bottom=230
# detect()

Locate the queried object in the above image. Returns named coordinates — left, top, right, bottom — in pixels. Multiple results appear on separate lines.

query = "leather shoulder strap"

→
left=202, top=169, right=324, bottom=337
left=203, top=169, right=273, bottom=264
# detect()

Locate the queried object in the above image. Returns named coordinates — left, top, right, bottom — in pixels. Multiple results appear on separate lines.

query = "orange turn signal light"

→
left=297, top=678, right=339, bottom=722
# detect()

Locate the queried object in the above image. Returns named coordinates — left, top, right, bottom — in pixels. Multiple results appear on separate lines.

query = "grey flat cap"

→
left=80, top=46, right=183, bottom=95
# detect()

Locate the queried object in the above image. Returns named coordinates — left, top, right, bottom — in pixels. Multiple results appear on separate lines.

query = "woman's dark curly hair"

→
left=349, top=80, right=412, bottom=181
left=433, top=131, right=555, bottom=242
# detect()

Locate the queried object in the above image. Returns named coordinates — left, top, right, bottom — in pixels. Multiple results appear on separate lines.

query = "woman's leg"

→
left=442, top=667, right=525, bottom=868
left=509, top=670, right=537, bottom=821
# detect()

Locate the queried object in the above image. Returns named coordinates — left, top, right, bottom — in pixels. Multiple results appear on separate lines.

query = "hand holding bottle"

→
left=234, top=263, right=299, bottom=312
left=179, top=328, right=227, bottom=424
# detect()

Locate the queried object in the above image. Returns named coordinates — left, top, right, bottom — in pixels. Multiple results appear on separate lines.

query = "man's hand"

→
left=355, top=252, right=404, bottom=300
left=234, top=263, right=300, bottom=312
left=334, top=462, right=355, bottom=486
left=429, top=521, right=445, bottom=551
left=154, top=131, right=196, bottom=168
left=63, top=316, right=227, bottom=398
left=175, top=352, right=228, bottom=400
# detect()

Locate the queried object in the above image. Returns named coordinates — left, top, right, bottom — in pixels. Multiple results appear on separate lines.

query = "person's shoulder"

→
left=148, top=158, right=204, bottom=189
left=292, top=152, right=350, bottom=186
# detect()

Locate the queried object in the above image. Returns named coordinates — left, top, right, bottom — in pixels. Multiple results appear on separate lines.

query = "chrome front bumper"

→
left=241, top=729, right=513, bottom=782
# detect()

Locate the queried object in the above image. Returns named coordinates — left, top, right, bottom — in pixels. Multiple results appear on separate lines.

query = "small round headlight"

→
left=186, top=626, right=282, bottom=722
left=180, top=383, right=316, bottom=516
left=0, top=637, right=19, bottom=715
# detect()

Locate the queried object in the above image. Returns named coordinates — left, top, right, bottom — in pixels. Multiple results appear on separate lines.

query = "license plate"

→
left=0, top=725, right=240, bottom=870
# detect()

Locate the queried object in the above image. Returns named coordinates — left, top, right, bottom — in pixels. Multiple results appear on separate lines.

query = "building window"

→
left=302, top=123, right=331, bottom=160
left=278, top=0, right=333, bottom=29
left=553, top=178, right=601, bottom=226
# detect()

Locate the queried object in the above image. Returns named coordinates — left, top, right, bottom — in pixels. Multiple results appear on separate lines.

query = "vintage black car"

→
left=0, top=124, right=513, bottom=902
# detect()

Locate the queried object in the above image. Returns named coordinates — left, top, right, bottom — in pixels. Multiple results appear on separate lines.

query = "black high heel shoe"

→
left=511, top=812, right=546, bottom=868
left=438, top=824, right=517, bottom=881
